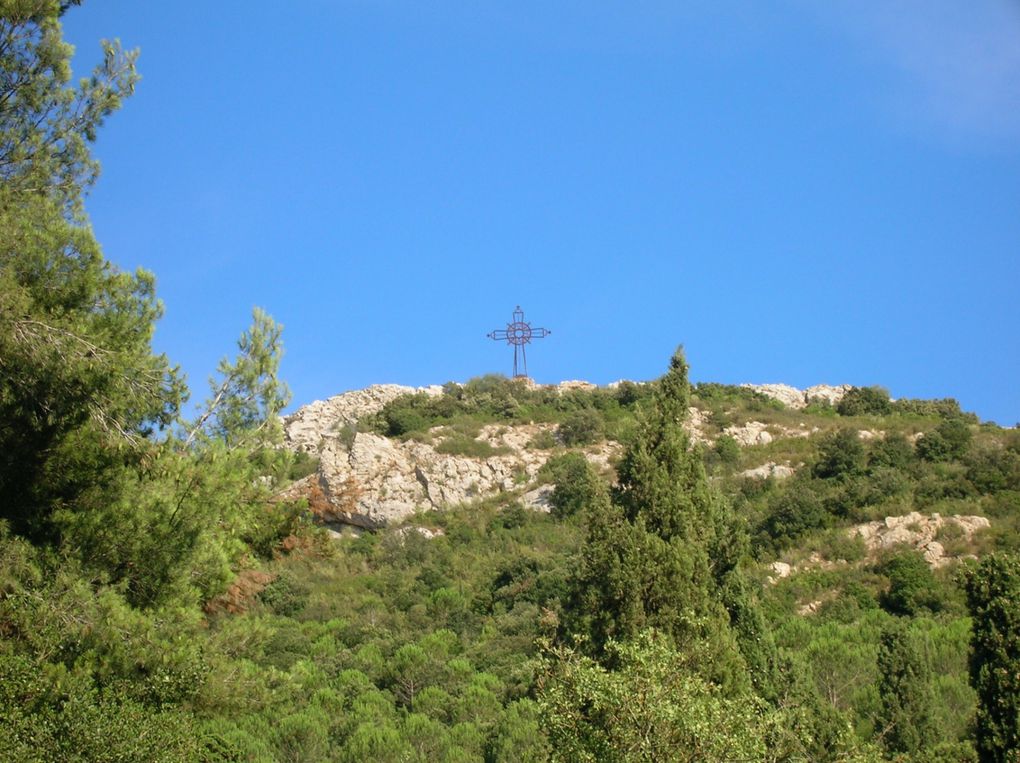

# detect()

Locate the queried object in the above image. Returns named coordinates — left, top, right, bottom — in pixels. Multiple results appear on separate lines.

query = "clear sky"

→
left=63, top=2, right=1020, bottom=424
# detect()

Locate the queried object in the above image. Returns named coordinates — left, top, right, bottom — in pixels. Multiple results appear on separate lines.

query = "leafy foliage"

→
left=556, top=407, right=605, bottom=446
left=838, top=386, right=893, bottom=417
left=877, top=620, right=938, bottom=755
left=966, top=554, right=1020, bottom=763
left=538, top=632, right=789, bottom=763
left=539, top=452, right=607, bottom=519
left=2, top=6, right=1018, bottom=760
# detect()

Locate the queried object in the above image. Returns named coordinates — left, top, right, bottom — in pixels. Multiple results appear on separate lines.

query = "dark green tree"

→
left=877, top=621, right=938, bottom=755
left=537, top=632, right=786, bottom=763
left=966, top=554, right=1020, bottom=763
left=917, top=418, right=973, bottom=463
left=759, top=477, right=829, bottom=551
left=813, top=428, right=866, bottom=480
left=557, top=408, right=605, bottom=446
left=0, top=2, right=186, bottom=541
left=880, top=550, right=942, bottom=617
left=567, top=348, right=750, bottom=691
left=55, top=309, right=291, bottom=607
left=185, top=306, right=291, bottom=449
left=837, top=386, right=892, bottom=416
left=540, top=452, right=606, bottom=519
left=868, top=432, right=916, bottom=471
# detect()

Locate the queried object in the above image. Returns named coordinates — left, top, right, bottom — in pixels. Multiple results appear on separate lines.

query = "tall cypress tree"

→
left=877, top=621, right=937, bottom=755
left=568, top=348, right=758, bottom=692
left=966, top=554, right=1020, bottom=763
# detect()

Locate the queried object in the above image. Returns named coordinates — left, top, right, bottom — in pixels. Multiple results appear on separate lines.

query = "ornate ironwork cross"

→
left=487, top=305, right=551, bottom=379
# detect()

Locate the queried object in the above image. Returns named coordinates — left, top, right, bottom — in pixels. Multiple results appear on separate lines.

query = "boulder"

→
left=741, top=462, right=796, bottom=480
left=724, top=421, right=773, bottom=446
left=522, top=484, right=555, bottom=513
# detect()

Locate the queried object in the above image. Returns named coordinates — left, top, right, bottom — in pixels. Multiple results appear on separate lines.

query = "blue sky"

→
left=64, top=2, right=1020, bottom=424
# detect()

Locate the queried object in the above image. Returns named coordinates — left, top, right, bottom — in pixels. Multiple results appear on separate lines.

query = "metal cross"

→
left=487, top=305, right=551, bottom=379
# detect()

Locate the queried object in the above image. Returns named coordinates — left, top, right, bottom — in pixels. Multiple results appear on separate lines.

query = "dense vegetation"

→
left=3, top=4, right=1020, bottom=761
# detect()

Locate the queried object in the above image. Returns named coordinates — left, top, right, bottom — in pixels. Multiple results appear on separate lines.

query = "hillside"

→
left=4, top=5, right=1019, bottom=761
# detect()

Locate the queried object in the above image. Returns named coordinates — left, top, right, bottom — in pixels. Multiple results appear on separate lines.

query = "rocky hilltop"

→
left=741, top=383, right=853, bottom=409
left=280, top=379, right=850, bottom=529
left=281, top=381, right=622, bottom=529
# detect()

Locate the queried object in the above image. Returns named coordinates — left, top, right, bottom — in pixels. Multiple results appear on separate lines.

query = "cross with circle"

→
left=487, top=306, right=551, bottom=379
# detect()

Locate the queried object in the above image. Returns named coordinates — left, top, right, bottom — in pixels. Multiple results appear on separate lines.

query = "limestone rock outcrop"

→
left=849, top=511, right=989, bottom=568
left=280, top=379, right=852, bottom=530
left=284, top=396, right=620, bottom=528
left=741, top=384, right=805, bottom=409
left=741, top=462, right=796, bottom=480
left=741, top=383, right=852, bottom=410
left=805, top=384, right=853, bottom=407
left=321, top=426, right=620, bottom=528
left=283, top=384, right=444, bottom=453
left=724, top=421, right=774, bottom=446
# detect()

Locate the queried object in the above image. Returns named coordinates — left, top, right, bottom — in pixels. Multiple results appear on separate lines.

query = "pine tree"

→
left=0, top=1, right=184, bottom=540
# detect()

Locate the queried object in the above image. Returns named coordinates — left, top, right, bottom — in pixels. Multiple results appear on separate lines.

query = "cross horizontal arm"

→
left=488, top=328, right=552, bottom=341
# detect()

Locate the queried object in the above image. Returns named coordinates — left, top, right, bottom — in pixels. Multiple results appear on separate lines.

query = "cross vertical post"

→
left=487, top=306, right=551, bottom=379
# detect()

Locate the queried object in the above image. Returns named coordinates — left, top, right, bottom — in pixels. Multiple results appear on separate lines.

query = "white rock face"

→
left=769, top=561, right=792, bottom=582
left=805, top=384, right=853, bottom=407
left=742, top=384, right=805, bottom=409
left=849, top=511, right=990, bottom=568
left=741, top=462, right=796, bottom=480
left=283, top=389, right=621, bottom=527
left=685, top=407, right=712, bottom=445
left=395, top=526, right=446, bottom=540
left=741, top=383, right=852, bottom=410
left=766, top=512, right=992, bottom=586
left=724, top=421, right=774, bottom=446
left=283, top=384, right=444, bottom=453
left=558, top=380, right=598, bottom=392
left=522, top=484, right=555, bottom=513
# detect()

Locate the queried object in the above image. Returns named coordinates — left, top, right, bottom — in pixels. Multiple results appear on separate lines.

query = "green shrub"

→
left=879, top=551, right=943, bottom=616
left=557, top=408, right=605, bottom=446
left=259, top=573, right=307, bottom=617
left=868, top=433, right=915, bottom=470
left=528, top=429, right=558, bottom=450
left=435, top=435, right=509, bottom=458
left=540, top=452, right=607, bottom=519
left=384, top=406, right=432, bottom=437
left=713, top=435, right=741, bottom=466
left=287, top=451, right=320, bottom=481
left=965, top=445, right=1020, bottom=493
left=693, top=382, right=782, bottom=410
left=893, top=397, right=975, bottom=421
left=917, top=419, right=972, bottom=462
left=812, top=529, right=867, bottom=563
left=813, top=429, right=866, bottom=480
left=613, top=380, right=651, bottom=408
left=337, top=422, right=358, bottom=451
left=837, top=386, right=892, bottom=416
left=758, top=480, right=829, bottom=552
